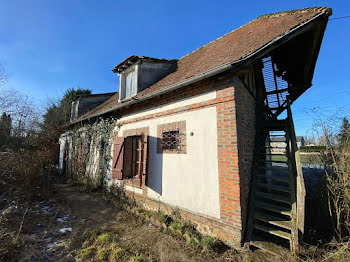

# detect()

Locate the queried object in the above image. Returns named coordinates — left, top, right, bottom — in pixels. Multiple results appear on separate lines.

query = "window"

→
left=112, top=133, right=146, bottom=187
left=121, top=70, right=137, bottom=100
left=157, top=121, right=186, bottom=154
left=162, top=130, right=180, bottom=151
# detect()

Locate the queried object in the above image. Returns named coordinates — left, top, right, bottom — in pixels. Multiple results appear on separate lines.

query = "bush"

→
left=300, top=146, right=326, bottom=152
left=321, top=119, right=350, bottom=241
left=324, top=142, right=350, bottom=241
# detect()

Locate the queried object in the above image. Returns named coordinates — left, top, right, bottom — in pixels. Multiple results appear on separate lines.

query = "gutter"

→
left=71, top=9, right=330, bottom=125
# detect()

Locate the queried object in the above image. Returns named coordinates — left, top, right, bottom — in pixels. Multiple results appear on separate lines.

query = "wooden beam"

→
left=266, top=87, right=289, bottom=95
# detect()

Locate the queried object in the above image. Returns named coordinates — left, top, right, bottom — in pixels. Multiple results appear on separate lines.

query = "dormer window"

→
left=113, top=56, right=178, bottom=102
left=120, top=68, right=137, bottom=101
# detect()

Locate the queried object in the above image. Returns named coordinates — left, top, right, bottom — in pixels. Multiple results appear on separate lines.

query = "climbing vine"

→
left=66, top=117, right=119, bottom=190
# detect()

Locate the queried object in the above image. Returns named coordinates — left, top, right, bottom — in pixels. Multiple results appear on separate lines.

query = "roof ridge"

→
left=257, top=7, right=328, bottom=19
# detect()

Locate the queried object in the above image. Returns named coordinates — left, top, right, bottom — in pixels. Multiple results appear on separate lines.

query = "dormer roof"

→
left=112, top=56, right=177, bottom=73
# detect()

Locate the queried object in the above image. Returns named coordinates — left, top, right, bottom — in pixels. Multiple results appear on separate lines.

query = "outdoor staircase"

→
left=246, top=104, right=305, bottom=255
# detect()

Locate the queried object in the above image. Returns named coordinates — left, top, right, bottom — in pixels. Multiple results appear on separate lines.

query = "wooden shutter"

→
left=123, top=137, right=133, bottom=179
left=145, top=135, right=149, bottom=186
left=138, top=133, right=145, bottom=187
left=112, top=136, right=124, bottom=180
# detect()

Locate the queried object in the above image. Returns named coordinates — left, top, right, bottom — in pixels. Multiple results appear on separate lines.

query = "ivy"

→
left=66, top=117, right=119, bottom=190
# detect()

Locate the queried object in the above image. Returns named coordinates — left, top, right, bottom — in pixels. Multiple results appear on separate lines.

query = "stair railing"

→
left=286, top=98, right=306, bottom=252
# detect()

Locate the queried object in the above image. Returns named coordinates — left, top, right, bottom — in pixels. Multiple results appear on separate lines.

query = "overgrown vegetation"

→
left=72, top=228, right=146, bottom=261
left=66, top=117, right=118, bottom=189
left=299, top=146, right=326, bottom=152
left=301, top=116, right=350, bottom=261
left=322, top=118, right=350, bottom=241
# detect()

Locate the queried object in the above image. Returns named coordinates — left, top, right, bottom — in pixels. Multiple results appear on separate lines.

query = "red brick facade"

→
left=234, top=72, right=256, bottom=236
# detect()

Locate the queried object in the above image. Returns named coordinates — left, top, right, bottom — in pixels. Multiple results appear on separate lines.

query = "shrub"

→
left=300, top=145, right=326, bottom=152
left=321, top=120, right=350, bottom=241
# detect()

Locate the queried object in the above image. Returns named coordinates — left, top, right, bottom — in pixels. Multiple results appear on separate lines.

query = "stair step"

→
left=256, top=174, right=290, bottom=183
left=254, top=224, right=291, bottom=240
left=256, top=183, right=290, bottom=193
left=255, top=201, right=292, bottom=216
left=257, top=124, right=287, bottom=129
left=264, top=119, right=287, bottom=125
left=258, top=159, right=288, bottom=164
left=256, top=192, right=291, bottom=204
left=250, top=236, right=289, bottom=256
left=255, top=211, right=292, bottom=230
left=265, top=145, right=286, bottom=148
left=255, top=153, right=287, bottom=157
left=257, top=166, right=289, bottom=173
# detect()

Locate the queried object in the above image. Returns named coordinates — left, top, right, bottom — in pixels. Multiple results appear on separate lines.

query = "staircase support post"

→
left=286, top=98, right=306, bottom=252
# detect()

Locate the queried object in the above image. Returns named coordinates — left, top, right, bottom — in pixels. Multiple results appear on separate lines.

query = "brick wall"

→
left=215, top=76, right=242, bottom=238
left=233, top=71, right=256, bottom=239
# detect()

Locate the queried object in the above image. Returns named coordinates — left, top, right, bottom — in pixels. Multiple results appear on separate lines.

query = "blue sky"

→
left=0, top=0, right=349, bottom=136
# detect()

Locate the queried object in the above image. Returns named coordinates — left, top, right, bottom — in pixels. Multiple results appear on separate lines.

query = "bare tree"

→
left=0, top=89, right=40, bottom=137
left=0, top=63, right=9, bottom=86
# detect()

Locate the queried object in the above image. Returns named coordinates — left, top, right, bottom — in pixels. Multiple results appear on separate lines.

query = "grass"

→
left=73, top=228, right=146, bottom=261
left=199, top=236, right=216, bottom=250
left=96, top=233, right=112, bottom=244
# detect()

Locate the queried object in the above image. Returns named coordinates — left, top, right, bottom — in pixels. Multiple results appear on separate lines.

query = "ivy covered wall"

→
left=62, top=118, right=118, bottom=190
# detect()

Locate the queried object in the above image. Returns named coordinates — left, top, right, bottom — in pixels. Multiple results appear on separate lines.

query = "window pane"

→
left=125, top=73, right=131, bottom=98
left=131, top=71, right=137, bottom=95
left=121, top=76, right=126, bottom=99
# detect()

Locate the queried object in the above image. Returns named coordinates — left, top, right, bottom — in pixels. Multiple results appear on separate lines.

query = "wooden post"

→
left=286, top=98, right=306, bottom=252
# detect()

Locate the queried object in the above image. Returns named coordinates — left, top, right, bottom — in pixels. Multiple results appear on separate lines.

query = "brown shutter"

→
left=138, top=133, right=145, bottom=187
left=112, top=136, right=124, bottom=180
left=145, top=135, right=149, bottom=186
left=123, top=136, right=133, bottom=179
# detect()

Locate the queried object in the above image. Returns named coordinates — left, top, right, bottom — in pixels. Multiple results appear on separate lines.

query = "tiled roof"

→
left=77, top=7, right=330, bottom=121
left=80, top=92, right=120, bottom=119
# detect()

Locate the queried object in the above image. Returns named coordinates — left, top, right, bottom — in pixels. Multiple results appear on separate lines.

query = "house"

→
left=58, top=7, right=331, bottom=253
left=296, top=136, right=306, bottom=148
left=70, top=92, right=116, bottom=121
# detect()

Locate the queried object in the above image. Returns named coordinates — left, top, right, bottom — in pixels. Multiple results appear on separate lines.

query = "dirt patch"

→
left=0, top=173, right=288, bottom=261
left=53, top=184, right=241, bottom=261
left=0, top=173, right=245, bottom=262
